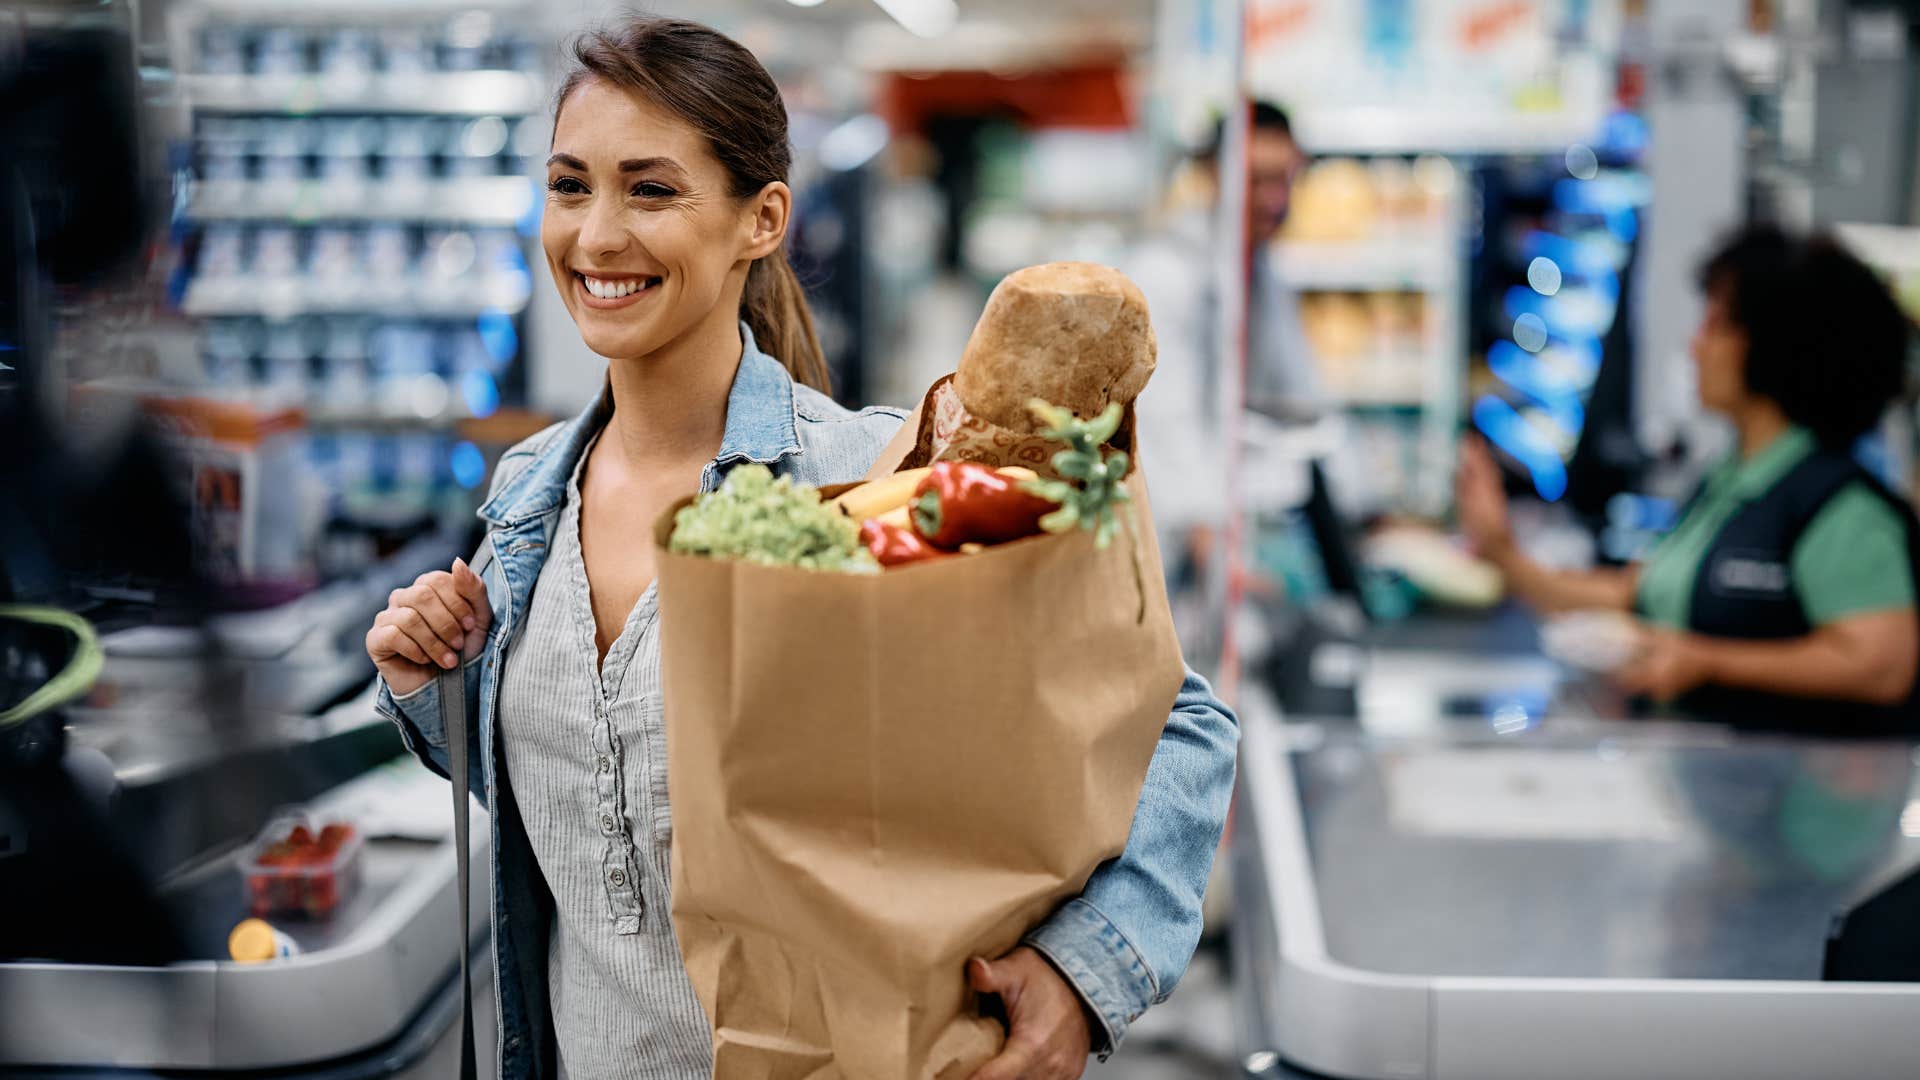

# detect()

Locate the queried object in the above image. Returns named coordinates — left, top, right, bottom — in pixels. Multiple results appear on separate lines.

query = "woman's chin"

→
left=578, top=325, right=661, bottom=362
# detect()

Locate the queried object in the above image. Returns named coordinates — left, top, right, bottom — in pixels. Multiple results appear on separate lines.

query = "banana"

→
left=830, top=467, right=932, bottom=520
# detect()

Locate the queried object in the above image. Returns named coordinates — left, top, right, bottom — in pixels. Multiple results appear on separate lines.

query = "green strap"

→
left=0, top=605, right=104, bottom=728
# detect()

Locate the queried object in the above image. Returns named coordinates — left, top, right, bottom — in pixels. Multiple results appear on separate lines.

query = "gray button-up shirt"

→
left=498, top=431, right=711, bottom=1078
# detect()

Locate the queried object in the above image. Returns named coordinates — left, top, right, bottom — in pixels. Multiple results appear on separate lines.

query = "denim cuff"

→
left=1022, top=897, right=1159, bottom=1061
left=375, top=674, right=450, bottom=779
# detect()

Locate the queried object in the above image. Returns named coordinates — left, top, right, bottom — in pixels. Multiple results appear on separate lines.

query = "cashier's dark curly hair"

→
left=1699, top=224, right=1911, bottom=447
left=555, top=17, right=830, bottom=394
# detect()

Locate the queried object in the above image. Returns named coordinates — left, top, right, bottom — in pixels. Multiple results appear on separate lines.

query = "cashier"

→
left=1457, top=224, right=1919, bottom=731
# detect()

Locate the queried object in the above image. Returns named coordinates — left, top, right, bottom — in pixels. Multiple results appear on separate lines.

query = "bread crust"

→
left=954, top=262, right=1157, bottom=432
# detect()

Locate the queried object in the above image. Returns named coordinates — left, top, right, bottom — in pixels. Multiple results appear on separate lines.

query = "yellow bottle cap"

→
left=229, top=918, right=280, bottom=964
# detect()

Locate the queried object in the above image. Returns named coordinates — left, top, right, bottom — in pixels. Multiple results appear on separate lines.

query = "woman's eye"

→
left=548, top=177, right=588, bottom=196
left=633, top=182, right=675, bottom=199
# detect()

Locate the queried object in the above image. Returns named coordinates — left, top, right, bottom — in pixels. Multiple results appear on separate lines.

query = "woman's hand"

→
left=966, top=947, right=1092, bottom=1080
left=365, top=557, right=491, bottom=698
left=1613, top=627, right=1711, bottom=702
left=1455, top=438, right=1516, bottom=561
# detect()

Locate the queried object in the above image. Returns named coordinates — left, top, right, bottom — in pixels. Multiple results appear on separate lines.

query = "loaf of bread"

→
left=954, top=262, right=1157, bottom=433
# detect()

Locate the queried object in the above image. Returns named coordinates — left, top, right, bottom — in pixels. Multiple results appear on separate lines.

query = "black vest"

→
left=1654, top=450, right=1920, bottom=735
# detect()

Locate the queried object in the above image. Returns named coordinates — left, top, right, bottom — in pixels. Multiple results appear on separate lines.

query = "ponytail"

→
left=743, top=248, right=831, bottom=394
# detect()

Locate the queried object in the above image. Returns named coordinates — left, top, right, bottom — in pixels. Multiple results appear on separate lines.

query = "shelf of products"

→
left=1273, top=241, right=1455, bottom=292
left=182, top=222, right=533, bottom=318
left=186, top=176, right=535, bottom=225
left=1276, top=155, right=1467, bottom=517
left=166, top=7, right=547, bottom=588
left=181, top=71, right=543, bottom=116
left=1288, top=104, right=1612, bottom=158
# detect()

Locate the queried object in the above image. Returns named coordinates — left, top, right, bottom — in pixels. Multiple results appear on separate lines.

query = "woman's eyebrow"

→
left=544, top=153, right=688, bottom=177
left=618, top=157, right=685, bottom=176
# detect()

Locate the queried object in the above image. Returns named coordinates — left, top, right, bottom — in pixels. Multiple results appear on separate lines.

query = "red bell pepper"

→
left=860, top=519, right=949, bottom=567
left=909, top=462, right=1058, bottom=549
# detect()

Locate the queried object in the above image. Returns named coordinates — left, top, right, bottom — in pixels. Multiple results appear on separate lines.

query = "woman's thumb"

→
left=452, top=557, right=491, bottom=613
left=967, top=957, right=1001, bottom=994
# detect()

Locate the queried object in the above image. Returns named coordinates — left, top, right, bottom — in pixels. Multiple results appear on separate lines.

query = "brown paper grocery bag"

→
left=655, top=377, right=1184, bottom=1080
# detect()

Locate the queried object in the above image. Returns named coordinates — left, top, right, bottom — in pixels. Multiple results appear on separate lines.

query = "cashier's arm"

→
left=1622, top=608, right=1920, bottom=706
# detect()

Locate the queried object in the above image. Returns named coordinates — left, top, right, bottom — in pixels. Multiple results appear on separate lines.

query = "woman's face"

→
left=543, top=78, right=785, bottom=361
left=1690, top=285, right=1749, bottom=415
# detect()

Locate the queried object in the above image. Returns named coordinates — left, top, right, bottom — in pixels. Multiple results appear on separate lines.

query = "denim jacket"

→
left=374, top=325, right=1240, bottom=1079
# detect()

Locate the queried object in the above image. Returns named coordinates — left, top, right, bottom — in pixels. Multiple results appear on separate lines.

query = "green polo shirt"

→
left=1636, top=427, right=1915, bottom=630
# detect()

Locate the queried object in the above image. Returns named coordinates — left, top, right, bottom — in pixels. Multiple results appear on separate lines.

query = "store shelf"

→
left=1275, top=241, right=1456, bottom=292
left=184, top=0, right=535, bottom=18
left=1337, top=392, right=1428, bottom=410
left=182, top=280, right=531, bottom=319
left=306, top=406, right=475, bottom=430
left=186, top=177, right=535, bottom=226
left=182, top=71, right=542, bottom=116
left=1287, top=104, right=1608, bottom=156
left=1323, top=365, right=1437, bottom=410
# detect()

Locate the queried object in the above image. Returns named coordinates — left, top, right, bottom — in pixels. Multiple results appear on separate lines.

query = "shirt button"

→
left=598, top=755, right=612, bottom=773
left=601, top=814, right=619, bottom=834
left=608, top=868, right=626, bottom=887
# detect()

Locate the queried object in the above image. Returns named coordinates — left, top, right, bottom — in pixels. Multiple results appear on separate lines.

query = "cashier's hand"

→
left=1455, top=437, right=1515, bottom=560
left=365, top=558, right=491, bottom=698
left=1613, top=628, right=1711, bottom=702
left=967, top=948, right=1092, bottom=1080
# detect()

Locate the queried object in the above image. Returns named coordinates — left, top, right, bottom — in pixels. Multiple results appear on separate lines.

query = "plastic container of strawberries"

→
left=240, top=813, right=363, bottom=920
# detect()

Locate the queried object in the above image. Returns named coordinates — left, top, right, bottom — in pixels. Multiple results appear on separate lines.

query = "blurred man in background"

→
left=1131, top=102, right=1323, bottom=600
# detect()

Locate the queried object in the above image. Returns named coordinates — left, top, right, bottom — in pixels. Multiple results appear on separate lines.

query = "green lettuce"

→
left=668, top=464, right=877, bottom=573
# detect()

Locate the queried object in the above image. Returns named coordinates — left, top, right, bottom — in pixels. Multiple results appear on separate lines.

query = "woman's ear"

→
left=742, top=181, right=791, bottom=262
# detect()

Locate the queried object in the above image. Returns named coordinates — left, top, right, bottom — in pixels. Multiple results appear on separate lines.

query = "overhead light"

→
left=819, top=114, right=890, bottom=172
left=871, top=0, right=958, bottom=38
left=785, top=0, right=829, bottom=7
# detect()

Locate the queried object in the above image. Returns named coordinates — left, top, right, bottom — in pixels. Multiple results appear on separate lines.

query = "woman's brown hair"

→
left=555, top=18, right=831, bottom=393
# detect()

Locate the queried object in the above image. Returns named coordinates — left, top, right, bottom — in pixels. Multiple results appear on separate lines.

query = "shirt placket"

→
left=594, top=702, right=645, bottom=935
left=565, top=454, right=646, bottom=938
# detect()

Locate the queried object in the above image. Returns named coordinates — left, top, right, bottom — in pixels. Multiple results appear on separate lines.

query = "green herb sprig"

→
left=1018, top=399, right=1134, bottom=549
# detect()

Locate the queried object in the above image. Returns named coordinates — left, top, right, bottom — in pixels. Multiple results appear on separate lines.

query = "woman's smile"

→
left=574, top=270, right=664, bottom=310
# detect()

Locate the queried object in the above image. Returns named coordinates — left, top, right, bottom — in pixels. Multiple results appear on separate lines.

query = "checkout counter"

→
left=0, top=536, right=491, bottom=1078
left=1230, top=613, right=1920, bottom=1080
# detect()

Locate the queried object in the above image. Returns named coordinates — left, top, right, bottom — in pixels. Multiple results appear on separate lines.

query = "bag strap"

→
left=441, top=536, right=494, bottom=1080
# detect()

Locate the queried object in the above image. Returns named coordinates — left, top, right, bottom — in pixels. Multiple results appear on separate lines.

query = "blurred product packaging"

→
left=134, top=395, right=318, bottom=597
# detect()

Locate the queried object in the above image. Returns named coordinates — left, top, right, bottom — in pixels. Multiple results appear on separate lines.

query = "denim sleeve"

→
left=373, top=658, right=484, bottom=805
left=1021, top=666, right=1239, bottom=1057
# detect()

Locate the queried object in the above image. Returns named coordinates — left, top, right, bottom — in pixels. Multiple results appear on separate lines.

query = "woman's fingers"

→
left=382, top=605, right=461, bottom=669
left=367, top=622, right=434, bottom=668
left=391, top=580, right=466, bottom=654
left=423, top=570, right=480, bottom=634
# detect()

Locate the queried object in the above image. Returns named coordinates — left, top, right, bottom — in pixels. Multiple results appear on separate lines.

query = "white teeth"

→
left=582, top=275, right=656, bottom=300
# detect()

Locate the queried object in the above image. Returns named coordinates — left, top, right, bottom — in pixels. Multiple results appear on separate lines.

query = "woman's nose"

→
left=578, top=197, right=630, bottom=259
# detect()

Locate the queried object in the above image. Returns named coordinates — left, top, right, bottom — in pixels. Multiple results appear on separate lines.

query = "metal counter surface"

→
left=1291, top=726, right=1920, bottom=981
left=1232, top=698, right=1920, bottom=1080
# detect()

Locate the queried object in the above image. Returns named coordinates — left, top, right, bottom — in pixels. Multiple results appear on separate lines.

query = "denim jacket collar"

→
left=478, top=322, right=802, bottom=526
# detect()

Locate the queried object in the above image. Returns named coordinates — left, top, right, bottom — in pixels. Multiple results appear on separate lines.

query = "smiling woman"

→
left=368, top=16, right=1241, bottom=1080
left=542, top=21, right=830, bottom=392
